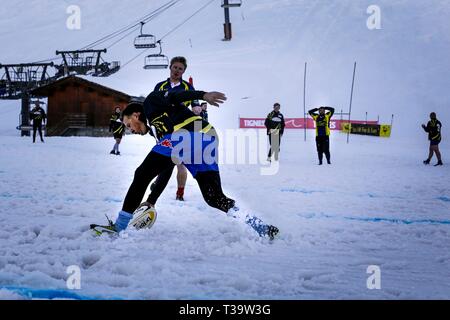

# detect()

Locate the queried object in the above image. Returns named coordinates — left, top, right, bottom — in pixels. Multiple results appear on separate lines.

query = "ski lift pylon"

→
left=134, top=22, right=157, bottom=49
left=221, top=0, right=242, bottom=8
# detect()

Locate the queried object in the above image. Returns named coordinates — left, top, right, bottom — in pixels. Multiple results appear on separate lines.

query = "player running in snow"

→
left=309, top=106, right=335, bottom=165
left=90, top=89, right=279, bottom=239
left=422, top=112, right=443, bottom=166
left=30, top=101, right=46, bottom=143
left=264, top=103, right=285, bottom=162
left=150, top=56, right=194, bottom=201
left=109, top=106, right=125, bottom=155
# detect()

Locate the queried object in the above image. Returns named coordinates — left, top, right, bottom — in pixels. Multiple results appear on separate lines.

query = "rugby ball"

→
left=130, top=203, right=157, bottom=230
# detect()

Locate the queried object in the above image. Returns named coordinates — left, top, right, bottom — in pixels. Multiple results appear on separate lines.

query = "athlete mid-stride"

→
left=90, top=89, right=279, bottom=240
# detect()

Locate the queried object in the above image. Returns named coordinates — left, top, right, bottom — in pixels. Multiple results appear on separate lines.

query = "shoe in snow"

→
left=90, top=215, right=118, bottom=236
left=434, top=160, right=443, bottom=166
left=267, top=225, right=279, bottom=240
left=110, top=150, right=115, bottom=155
left=423, top=159, right=430, bottom=165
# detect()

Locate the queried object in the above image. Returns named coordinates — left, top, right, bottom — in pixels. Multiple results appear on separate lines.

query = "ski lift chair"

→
left=134, top=22, right=157, bottom=49
left=144, top=54, right=169, bottom=69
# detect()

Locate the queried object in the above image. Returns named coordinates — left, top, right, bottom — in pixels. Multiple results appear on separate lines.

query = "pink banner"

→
left=239, top=118, right=378, bottom=130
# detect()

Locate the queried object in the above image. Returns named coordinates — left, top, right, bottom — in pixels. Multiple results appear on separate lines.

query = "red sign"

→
left=239, top=118, right=378, bottom=130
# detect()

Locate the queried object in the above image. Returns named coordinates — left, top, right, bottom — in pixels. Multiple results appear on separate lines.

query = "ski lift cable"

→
left=106, top=25, right=142, bottom=50
left=28, top=1, right=180, bottom=68
left=121, top=0, right=216, bottom=71
left=160, top=0, right=216, bottom=41
left=81, top=0, right=181, bottom=50
left=81, top=0, right=179, bottom=49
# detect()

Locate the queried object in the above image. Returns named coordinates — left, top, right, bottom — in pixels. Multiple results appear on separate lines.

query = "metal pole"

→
left=390, top=114, right=394, bottom=127
left=365, top=111, right=367, bottom=124
left=223, top=0, right=232, bottom=40
left=21, top=93, right=30, bottom=137
left=347, top=62, right=357, bottom=144
left=303, top=62, right=307, bottom=142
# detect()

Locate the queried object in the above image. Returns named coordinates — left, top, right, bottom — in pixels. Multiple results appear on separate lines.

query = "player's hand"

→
left=203, top=92, right=226, bottom=107
left=421, top=124, right=426, bottom=129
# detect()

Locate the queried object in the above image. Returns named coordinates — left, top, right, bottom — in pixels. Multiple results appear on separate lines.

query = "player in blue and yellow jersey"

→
left=149, top=56, right=196, bottom=202
left=309, top=106, right=335, bottom=165
left=90, top=89, right=279, bottom=240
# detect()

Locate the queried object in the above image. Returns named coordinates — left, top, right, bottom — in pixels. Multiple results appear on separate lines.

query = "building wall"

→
left=46, top=82, right=129, bottom=129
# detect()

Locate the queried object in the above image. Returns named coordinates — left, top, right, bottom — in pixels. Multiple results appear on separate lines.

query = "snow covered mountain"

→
left=0, top=0, right=449, bottom=300
left=1, top=0, right=449, bottom=137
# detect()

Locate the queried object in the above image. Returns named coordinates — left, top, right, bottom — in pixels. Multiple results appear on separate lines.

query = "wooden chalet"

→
left=31, top=76, right=131, bottom=136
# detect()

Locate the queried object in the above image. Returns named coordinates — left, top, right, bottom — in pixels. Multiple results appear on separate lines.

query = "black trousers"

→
left=315, top=136, right=330, bottom=162
left=33, top=121, right=44, bottom=142
left=147, top=166, right=174, bottom=205
left=268, top=133, right=282, bottom=159
left=122, top=151, right=235, bottom=214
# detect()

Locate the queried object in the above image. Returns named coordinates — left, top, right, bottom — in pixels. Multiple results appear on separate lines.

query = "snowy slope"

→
left=0, top=133, right=449, bottom=299
left=1, top=0, right=450, bottom=300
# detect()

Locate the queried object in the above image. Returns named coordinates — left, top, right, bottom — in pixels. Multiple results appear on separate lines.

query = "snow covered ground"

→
left=0, top=131, right=449, bottom=299
left=1, top=0, right=450, bottom=300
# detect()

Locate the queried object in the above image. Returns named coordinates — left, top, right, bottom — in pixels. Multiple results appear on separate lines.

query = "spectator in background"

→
left=264, top=102, right=285, bottom=162
left=30, top=101, right=46, bottom=143
left=109, top=106, right=125, bottom=155
left=422, top=112, right=443, bottom=166
left=192, top=101, right=208, bottom=122
left=308, top=106, right=335, bottom=165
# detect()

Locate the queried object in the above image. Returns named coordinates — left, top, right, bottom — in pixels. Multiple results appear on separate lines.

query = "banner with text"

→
left=239, top=118, right=378, bottom=130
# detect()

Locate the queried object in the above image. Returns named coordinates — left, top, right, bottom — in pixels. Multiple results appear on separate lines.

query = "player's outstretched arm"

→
left=203, top=92, right=227, bottom=107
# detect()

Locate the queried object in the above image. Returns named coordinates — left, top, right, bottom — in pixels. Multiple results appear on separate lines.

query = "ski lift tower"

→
left=0, top=62, right=55, bottom=136
left=55, top=49, right=120, bottom=77
left=222, top=0, right=242, bottom=41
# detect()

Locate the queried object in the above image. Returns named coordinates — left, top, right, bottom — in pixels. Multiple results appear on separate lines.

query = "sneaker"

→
left=423, top=159, right=430, bottom=165
left=116, top=151, right=121, bottom=156
left=327, top=159, right=331, bottom=164
left=176, top=195, right=184, bottom=201
left=318, top=161, right=323, bottom=165
left=267, top=225, right=279, bottom=240
left=434, top=160, right=443, bottom=166
left=90, top=215, right=118, bottom=236
left=110, top=150, right=115, bottom=155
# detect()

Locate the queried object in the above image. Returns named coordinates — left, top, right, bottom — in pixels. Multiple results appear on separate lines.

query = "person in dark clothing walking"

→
left=422, top=112, right=443, bottom=166
left=30, top=102, right=46, bottom=143
left=109, top=106, right=125, bottom=155
left=90, top=89, right=279, bottom=240
left=264, top=103, right=285, bottom=162
left=309, top=106, right=335, bottom=165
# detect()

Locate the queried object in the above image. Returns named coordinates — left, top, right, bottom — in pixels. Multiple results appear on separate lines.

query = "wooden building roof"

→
left=31, top=76, right=130, bottom=101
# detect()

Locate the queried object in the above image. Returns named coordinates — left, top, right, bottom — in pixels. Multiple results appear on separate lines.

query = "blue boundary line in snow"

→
left=297, top=213, right=450, bottom=225
left=1, top=286, right=122, bottom=300
left=437, top=196, right=450, bottom=202
left=281, top=189, right=450, bottom=203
